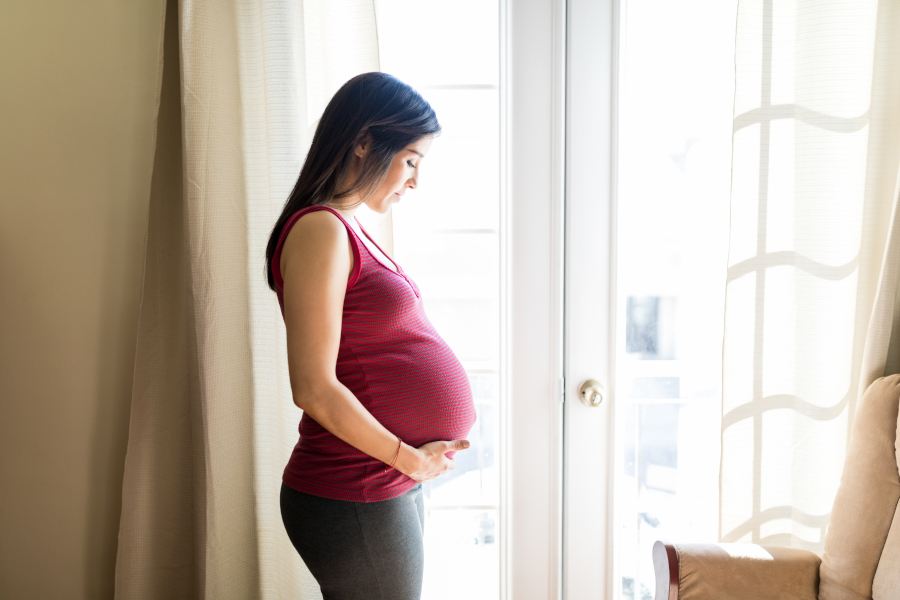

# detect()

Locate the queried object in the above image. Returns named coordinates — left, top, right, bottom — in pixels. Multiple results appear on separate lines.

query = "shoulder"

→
left=283, top=208, right=351, bottom=252
left=288, top=207, right=347, bottom=235
left=280, top=208, right=356, bottom=279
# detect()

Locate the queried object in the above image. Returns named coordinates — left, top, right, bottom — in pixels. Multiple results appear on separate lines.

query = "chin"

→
left=362, top=196, right=392, bottom=214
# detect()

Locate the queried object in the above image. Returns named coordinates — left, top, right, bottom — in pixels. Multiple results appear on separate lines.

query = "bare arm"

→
left=280, top=210, right=467, bottom=481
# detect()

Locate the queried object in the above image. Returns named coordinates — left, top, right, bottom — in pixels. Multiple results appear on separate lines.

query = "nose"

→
left=407, top=174, right=417, bottom=190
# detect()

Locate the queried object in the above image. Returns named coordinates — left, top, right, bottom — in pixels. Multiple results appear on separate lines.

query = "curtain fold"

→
left=720, top=0, right=900, bottom=554
left=114, top=0, right=379, bottom=597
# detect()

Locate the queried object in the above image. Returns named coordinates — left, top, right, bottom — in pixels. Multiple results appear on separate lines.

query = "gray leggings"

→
left=280, top=483, right=425, bottom=600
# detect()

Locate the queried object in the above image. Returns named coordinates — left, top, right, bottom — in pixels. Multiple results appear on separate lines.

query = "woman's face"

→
left=363, top=135, right=434, bottom=214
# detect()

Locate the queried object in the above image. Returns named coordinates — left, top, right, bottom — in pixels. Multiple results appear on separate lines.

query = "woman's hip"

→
left=280, top=482, right=425, bottom=600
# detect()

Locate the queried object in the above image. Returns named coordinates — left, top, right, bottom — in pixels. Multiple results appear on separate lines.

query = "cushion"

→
left=872, top=409, right=900, bottom=599
left=819, top=375, right=900, bottom=600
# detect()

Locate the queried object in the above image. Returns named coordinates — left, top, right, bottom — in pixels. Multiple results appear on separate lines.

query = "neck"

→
left=327, top=197, right=362, bottom=219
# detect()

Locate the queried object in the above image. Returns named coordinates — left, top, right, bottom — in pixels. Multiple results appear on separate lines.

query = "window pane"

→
left=615, top=0, right=737, bottom=598
left=375, top=0, right=498, bottom=86
left=422, top=510, right=500, bottom=600
left=376, top=1, right=501, bottom=598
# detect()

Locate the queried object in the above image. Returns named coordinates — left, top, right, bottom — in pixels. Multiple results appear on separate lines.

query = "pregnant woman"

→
left=264, top=72, right=476, bottom=600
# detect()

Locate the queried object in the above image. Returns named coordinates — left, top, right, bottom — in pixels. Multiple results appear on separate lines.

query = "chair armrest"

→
left=653, top=541, right=821, bottom=600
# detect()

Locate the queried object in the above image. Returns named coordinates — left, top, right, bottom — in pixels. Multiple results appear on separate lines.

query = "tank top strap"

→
left=272, top=205, right=363, bottom=292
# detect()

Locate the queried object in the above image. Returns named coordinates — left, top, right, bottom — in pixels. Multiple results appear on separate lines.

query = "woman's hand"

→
left=395, top=440, right=470, bottom=482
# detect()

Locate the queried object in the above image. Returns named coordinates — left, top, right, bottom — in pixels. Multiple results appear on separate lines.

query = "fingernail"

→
left=462, top=441, right=470, bottom=448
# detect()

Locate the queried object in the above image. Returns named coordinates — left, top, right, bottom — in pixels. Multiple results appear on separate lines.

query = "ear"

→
left=353, top=132, right=372, bottom=159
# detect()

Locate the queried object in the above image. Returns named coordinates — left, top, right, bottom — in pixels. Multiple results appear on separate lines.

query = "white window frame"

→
left=504, top=0, right=567, bottom=597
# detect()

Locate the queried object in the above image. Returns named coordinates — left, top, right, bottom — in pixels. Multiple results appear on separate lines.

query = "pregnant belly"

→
left=351, top=349, right=476, bottom=450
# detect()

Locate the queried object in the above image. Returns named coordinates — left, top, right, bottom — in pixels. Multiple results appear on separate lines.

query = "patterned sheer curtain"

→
left=114, top=0, right=379, bottom=598
left=720, top=0, right=900, bottom=553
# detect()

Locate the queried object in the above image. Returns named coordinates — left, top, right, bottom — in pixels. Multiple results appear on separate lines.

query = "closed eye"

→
left=407, top=160, right=416, bottom=169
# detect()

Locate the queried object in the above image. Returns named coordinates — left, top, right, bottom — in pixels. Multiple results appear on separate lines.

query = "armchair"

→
left=653, top=375, right=900, bottom=600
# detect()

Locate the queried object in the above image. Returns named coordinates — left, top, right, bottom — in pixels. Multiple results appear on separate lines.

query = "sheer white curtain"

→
left=114, top=1, right=379, bottom=598
left=720, top=0, right=900, bottom=553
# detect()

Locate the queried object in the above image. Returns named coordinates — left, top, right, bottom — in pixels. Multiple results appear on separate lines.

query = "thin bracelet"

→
left=385, top=437, right=402, bottom=472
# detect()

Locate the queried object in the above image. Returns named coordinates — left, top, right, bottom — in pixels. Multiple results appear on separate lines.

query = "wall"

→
left=0, top=1, right=164, bottom=597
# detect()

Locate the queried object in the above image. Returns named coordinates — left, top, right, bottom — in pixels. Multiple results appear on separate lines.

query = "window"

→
left=373, top=1, right=502, bottom=598
left=614, top=1, right=737, bottom=597
left=372, top=2, right=737, bottom=597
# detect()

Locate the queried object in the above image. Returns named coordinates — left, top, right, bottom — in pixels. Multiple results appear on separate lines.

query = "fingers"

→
left=438, top=439, right=470, bottom=453
left=406, top=440, right=468, bottom=482
left=409, top=456, right=456, bottom=483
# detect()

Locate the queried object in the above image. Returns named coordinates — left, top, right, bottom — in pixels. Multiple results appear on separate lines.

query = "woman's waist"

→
left=283, top=452, right=418, bottom=503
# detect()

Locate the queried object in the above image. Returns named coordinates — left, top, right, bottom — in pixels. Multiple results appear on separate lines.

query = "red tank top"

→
left=272, top=205, right=476, bottom=502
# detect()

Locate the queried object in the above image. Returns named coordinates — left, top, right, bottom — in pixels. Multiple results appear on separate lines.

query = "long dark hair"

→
left=264, top=72, right=441, bottom=291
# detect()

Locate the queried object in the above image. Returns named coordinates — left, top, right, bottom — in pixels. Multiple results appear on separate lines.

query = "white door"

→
left=563, top=0, right=737, bottom=597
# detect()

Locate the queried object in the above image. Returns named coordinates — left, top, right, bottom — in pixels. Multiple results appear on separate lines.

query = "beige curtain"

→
left=114, top=0, right=379, bottom=598
left=720, top=0, right=900, bottom=553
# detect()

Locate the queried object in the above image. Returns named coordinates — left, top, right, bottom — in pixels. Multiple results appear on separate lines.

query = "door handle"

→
left=578, top=379, right=605, bottom=407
